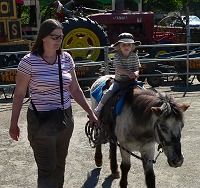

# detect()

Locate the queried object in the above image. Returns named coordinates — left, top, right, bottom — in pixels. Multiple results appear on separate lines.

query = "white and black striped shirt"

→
left=18, top=52, right=75, bottom=111
left=114, top=51, right=141, bottom=81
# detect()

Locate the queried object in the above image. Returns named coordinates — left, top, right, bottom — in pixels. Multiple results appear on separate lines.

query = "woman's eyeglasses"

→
left=49, top=34, right=64, bottom=40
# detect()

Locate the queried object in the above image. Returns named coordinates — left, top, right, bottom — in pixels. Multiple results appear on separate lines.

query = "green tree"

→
left=143, top=0, right=200, bottom=43
left=143, top=0, right=200, bottom=13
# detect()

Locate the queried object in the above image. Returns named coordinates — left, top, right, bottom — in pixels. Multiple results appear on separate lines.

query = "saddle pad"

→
left=91, top=81, right=107, bottom=103
left=92, top=82, right=145, bottom=116
left=116, top=96, right=125, bottom=115
left=116, top=85, right=145, bottom=115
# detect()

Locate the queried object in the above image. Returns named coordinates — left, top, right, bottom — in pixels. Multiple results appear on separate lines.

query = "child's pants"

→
left=101, top=81, right=120, bottom=104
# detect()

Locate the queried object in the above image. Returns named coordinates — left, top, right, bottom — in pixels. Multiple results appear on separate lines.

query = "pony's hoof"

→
left=112, top=171, right=120, bottom=179
left=95, top=157, right=102, bottom=167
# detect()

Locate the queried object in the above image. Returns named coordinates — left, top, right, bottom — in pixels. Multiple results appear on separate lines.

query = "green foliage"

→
left=143, top=0, right=183, bottom=12
left=134, top=0, right=141, bottom=3
left=40, top=5, right=56, bottom=21
left=93, top=0, right=112, bottom=4
left=143, top=0, right=200, bottom=13
left=17, top=6, right=30, bottom=25
left=17, top=4, right=56, bottom=26
left=39, top=0, right=53, bottom=6
left=17, top=0, right=200, bottom=26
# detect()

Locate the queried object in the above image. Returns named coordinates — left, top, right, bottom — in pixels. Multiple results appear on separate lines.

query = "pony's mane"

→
left=126, top=89, right=183, bottom=127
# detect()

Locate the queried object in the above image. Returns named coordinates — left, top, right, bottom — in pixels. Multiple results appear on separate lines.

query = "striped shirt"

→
left=114, top=51, right=141, bottom=81
left=17, top=52, right=75, bottom=111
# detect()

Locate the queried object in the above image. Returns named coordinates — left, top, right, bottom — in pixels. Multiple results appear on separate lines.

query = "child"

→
left=94, top=32, right=141, bottom=117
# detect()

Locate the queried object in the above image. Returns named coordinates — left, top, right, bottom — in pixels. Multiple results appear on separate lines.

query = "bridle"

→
left=154, top=122, right=181, bottom=151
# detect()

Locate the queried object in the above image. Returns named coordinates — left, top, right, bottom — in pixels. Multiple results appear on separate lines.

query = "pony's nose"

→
left=168, top=156, right=184, bottom=167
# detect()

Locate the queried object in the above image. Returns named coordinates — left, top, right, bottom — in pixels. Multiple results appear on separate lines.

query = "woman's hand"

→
left=9, top=124, right=20, bottom=141
left=88, top=110, right=99, bottom=127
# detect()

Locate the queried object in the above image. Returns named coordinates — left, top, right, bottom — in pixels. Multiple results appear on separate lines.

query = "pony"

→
left=90, top=75, right=189, bottom=188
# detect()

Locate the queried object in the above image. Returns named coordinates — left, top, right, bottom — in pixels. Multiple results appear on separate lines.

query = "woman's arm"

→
left=69, top=70, right=98, bottom=125
left=9, top=71, right=30, bottom=141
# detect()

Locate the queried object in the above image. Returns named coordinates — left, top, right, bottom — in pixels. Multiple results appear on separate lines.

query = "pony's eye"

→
left=161, top=127, right=168, bottom=133
left=159, top=124, right=168, bottom=133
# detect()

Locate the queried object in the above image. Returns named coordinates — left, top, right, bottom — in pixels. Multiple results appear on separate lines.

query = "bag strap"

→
left=58, top=54, right=64, bottom=109
left=31, top=53, right=64, bottom=113
left=30, top=100, right=39, bottom=116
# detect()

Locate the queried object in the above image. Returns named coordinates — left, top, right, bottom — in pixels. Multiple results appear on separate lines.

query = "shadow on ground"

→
left=81, top=168, right=115, bottom=188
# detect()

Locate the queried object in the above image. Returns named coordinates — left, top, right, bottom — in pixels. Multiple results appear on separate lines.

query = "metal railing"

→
left=0, top=43, right=200, bottom=91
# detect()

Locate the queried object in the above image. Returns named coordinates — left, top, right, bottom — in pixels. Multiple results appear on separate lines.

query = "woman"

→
left=9, top=19, right=98, bottom=188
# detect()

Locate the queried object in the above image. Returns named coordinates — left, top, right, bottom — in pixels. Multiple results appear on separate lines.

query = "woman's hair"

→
left=31, top=19, right=63, bottom=56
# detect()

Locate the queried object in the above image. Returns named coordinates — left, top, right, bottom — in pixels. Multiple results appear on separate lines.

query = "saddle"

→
left=100, top=78, right=143, bottom=123
left=93, top=78, right=144, bottom=143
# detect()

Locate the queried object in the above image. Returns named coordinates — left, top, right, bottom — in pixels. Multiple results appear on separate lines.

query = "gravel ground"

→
left=0, top=79, right=200, bottom=188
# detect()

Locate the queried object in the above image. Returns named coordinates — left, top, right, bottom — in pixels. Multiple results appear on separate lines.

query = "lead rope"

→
left=85, top=121, right=163, bottom=164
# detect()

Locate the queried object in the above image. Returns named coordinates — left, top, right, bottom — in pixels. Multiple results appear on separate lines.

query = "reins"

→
left=85, top=120, right=163, bottom=164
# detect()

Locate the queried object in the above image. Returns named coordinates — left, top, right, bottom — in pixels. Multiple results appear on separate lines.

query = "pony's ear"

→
left=179, top=104, right=190, bottom=112
left=151, top=107, right=163, bottom=116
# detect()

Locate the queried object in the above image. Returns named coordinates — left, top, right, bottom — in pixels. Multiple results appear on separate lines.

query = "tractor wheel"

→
left=147, top=70, right=164, bottom=87
left=62, top=17, right=109, bottom=62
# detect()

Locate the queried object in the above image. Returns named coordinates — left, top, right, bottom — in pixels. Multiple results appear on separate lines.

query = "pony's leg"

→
left=142, top=161, right=155, bottom=188
left=109, top=142, right=120, bottom=178
left=141, top=149, right=155, bottom=188
left=94, top=144, right=103, bottom=167
left=119, top=148, right=131, bottom=188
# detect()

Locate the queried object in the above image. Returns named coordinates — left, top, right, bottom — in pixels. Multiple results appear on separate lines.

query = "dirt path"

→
left=1, top=81, right=200, bottom=188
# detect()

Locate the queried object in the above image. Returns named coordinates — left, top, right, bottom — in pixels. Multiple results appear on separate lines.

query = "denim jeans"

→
left=27, top=107, right=74, bottom=188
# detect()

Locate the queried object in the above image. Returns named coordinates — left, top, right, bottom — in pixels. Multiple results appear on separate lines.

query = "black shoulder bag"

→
left=31, top=54, right=68, bottom=136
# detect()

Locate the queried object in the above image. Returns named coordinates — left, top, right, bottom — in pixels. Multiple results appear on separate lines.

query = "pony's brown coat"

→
left=126, top=89, right=184, bottom=127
